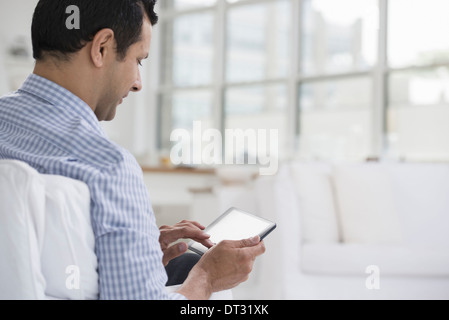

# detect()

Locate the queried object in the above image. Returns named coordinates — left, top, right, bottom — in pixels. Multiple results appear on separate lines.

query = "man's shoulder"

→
left=0, top=92, right=125, bottom=174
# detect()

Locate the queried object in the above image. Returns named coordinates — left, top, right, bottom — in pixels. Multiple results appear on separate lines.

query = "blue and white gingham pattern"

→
left=0, top=74, right=186, bottom=300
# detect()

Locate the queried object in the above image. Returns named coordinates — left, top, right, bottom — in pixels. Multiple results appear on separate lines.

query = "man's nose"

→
left=132, top=70, right=142, bottom=92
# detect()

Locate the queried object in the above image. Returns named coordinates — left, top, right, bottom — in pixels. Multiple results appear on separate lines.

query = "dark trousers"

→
left=165, top=253, right=201, bottom=286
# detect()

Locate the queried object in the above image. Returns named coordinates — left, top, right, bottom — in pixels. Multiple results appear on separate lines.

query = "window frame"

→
left=149, top=0, right=449, bottom=163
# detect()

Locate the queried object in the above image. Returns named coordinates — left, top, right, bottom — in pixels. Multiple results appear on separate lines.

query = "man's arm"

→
left=89, top=157, right=183, bottom=300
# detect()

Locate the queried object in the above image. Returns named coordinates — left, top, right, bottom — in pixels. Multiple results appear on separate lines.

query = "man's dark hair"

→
left=32, top=0, right=158, bottom=61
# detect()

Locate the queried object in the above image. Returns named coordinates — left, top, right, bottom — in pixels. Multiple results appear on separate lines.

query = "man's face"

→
left=96, top=18, right=152, bottom=121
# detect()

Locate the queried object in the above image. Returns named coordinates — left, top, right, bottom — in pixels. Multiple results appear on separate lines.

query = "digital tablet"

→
left=188, top=207, right=276, bottom=256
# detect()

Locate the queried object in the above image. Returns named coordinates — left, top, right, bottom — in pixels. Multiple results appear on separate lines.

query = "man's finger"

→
left=160, top=225, right=211, bottom=246
left=197, top=238, right=214, bottom=248
left=162, top=242, right=188, bottom=266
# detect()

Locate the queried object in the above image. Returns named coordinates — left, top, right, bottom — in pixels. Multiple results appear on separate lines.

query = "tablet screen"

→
left=188, top=207, right=276, bottom=255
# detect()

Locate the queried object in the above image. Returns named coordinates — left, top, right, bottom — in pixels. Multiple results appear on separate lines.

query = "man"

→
left=0, top=0, right=265, bottom=300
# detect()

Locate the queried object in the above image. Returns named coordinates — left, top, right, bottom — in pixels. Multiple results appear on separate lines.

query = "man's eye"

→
left=138, top=60, right=143, bottom=66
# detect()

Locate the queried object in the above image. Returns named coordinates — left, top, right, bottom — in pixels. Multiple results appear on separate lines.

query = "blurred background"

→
left=1, top=0, right=449, bottom=300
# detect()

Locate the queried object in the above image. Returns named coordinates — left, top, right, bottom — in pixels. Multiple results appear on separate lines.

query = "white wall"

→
left=0, top=0, right=158, bottom=158
left=0, top=0, right=37, bottom=51
left=0, top=0, right=38, bottom=95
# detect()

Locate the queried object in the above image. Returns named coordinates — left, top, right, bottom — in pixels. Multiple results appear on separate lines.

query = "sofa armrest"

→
left=254, top=164, right=303, bottom=298
left=165, top=285, right=233, bottom=300
left=0, top=160, right=98, bottom=300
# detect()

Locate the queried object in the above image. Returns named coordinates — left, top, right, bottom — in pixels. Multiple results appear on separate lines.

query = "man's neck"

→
left=33, top=57, right=98, bottom=113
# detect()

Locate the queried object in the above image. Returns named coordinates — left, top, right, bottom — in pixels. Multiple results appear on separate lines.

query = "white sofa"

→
left=0, top=160, right=232, bottom=300
left=254, top=161, right=449, bottom=300
left=0, top=160, right=98, bottom=299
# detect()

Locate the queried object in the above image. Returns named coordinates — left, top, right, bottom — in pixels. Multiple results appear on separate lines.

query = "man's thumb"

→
left=239, top=235, right=260, bottom=248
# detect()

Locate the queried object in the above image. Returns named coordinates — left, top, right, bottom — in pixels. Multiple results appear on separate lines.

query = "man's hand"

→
left=159, top=220, right=214, bottom=266
left=177, top=236, right=266, bottom=300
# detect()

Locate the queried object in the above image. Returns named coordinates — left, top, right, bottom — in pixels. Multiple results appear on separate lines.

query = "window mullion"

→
left=214, top=0, right=227, bottom=134
left=372, top=0, right=388, bottom=159
left=290, top=0, right=302, bottom=158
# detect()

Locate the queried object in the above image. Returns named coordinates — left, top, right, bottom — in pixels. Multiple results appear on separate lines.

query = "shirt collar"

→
left=19, top=73, right=103, bottom=135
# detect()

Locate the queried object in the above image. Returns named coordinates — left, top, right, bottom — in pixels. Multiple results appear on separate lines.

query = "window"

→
left=226, top=1, right=291, bottom=82
left=162, top=12, right=214, bottom=87
left=301, top=0, right=378, bottom=76
left=386, top=0, right=449, bottom=161
left=225, top=84, right=288, bottom=159
left=224, top=0, right=291, bottom=160
left=153, top=0, right=449, bottom=165
left=158, top=0, right=291, bottom=163
left=299, top=77, right=373, bottom=159
left=168, top=0, right=217, bottom=10
left=158, top=4, right=215, bottom=153
left=299, top=0, right=378, bottom=160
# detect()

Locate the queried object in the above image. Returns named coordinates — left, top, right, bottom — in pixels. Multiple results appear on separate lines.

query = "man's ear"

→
left=90, top=28, right=115, bottom=68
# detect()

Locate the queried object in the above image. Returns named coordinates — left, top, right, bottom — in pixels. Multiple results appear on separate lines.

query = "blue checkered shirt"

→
left=0, top=74, right=186, bottom=300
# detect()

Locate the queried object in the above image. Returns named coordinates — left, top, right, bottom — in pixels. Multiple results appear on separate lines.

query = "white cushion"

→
left=290, top=163, right=340, bottom=243
left=0, top=161, right=47, bottom=299
left=386, top=163, right=449, bottom=248
left=166, top=285, right=233, bottom=300
left=0, top=160, right=98, bottom=300
left=301, top=243, right=449, bottom=276
left=333, top=164, right=403, bottom=244
left=40, top=175, right=98, bottom=300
